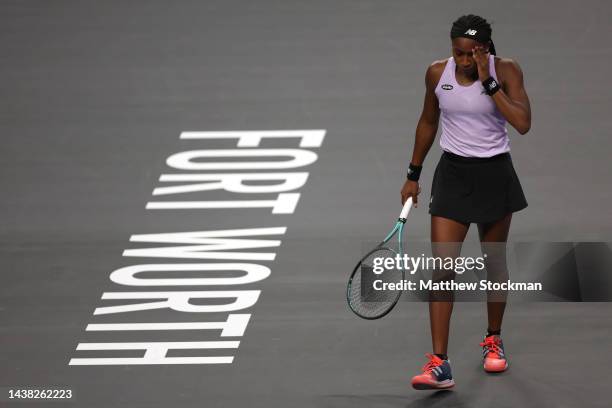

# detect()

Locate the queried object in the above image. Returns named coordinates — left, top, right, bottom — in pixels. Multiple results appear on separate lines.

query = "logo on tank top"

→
left=441, top=84, right=453, bottom=90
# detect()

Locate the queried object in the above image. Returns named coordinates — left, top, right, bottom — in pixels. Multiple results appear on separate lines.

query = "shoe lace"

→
left=421, top=353, right=443, bottom=373
left=480, top=336, right=502, bottom=355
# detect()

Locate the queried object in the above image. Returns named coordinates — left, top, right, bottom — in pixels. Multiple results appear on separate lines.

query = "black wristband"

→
left=406, top=163, right=422, bottom=181
left=482, top=76, right=501, bottom=96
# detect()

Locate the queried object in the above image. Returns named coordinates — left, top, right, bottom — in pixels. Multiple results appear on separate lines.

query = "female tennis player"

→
left=400, top=14, right=531, bottom=390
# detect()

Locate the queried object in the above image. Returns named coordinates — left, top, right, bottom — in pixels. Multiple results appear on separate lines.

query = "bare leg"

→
left=430, top=216, right=470, bottom=355
left=477, top=213, right=513, bottom=333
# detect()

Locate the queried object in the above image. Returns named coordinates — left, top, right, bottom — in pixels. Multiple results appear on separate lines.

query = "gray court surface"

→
left=2, top=1, right=612, bottom=407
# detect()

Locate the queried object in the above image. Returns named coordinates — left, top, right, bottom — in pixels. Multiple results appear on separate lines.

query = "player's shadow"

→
left=405, top=390, right=466, bottom=408
left=319, top=391, right=467, bottom=408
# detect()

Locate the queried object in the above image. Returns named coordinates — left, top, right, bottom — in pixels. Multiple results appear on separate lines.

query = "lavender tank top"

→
left=435, top=54, right=509, bottom=157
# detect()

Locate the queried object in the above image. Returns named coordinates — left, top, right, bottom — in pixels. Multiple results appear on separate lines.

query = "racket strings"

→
left=348, top=247, right=404, bottom=319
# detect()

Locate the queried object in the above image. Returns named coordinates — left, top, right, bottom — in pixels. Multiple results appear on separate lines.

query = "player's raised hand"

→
left=473, top=45, right=490, bottom=81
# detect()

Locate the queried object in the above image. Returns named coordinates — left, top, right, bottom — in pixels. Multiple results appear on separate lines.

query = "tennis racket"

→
left=347, top=197, right=413, bottom=319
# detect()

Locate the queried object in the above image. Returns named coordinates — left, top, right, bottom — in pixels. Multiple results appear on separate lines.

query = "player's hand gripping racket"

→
left=347, top=197, right=413, bottom=319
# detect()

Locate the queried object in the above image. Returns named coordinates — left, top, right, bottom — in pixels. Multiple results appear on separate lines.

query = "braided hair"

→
left=450, top=14, right=496, bottom=55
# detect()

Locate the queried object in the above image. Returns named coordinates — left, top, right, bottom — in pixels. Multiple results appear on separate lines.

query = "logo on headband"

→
left=464, top=29, right=477, bottom=36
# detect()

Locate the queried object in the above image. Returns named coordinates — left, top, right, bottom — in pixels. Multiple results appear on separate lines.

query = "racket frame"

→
left=346, top=198, right=413, bottom=319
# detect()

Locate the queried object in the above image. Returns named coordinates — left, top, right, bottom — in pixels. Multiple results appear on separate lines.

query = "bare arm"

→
left=473, top=47, right=532, bottom=135
left=410, top=63, right=442, bottom=165
left=401, top=62, right=442, bottom=206
left=490, top=58, right=531, bottom=134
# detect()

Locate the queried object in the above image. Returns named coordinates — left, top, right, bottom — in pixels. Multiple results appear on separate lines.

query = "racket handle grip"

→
left=399, top=197, right=413, bottom=221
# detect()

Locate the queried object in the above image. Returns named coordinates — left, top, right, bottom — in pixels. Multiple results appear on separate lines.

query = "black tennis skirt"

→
left=428, top=151, right=528, bottom=224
